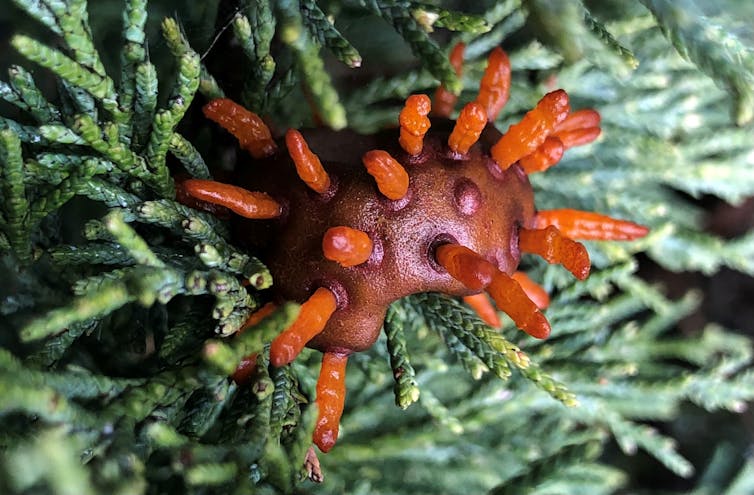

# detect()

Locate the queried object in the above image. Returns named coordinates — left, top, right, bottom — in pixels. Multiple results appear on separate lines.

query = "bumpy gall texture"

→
left=234, top=119, right=535, bottom=354
left=181, top=45, right=649, bottom=456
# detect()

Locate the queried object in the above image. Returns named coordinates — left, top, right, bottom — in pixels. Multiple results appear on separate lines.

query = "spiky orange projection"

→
left=399, top=94, right=432, bottom=155
left=179, top=47, right=649, bottom=454
left=476, top=47, right=511, bottom=121
left=448, top=102, right=487, bottom=154
left=285, top=129, right=331, bottom=193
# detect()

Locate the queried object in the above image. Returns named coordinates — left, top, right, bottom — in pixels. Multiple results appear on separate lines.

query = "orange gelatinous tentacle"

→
left=322, top=226, right=374, bottom=267
left=511, top=271, right=550, bottom=310
left=181, top=179, right=282, bottom=219
left=519, top=225, right=591, bottom=280
left=490, top=90, right=570, bottom=170
left=270, top=288, right=338, bottom=367
left=285, top=129, right=331, bottom=193
left=519, top=136, right=565, bottom=174
left=448, top=102, right=487, bottom=154
left=203, top=98, right=277, bottom=159
left=463, top=293, right=501, bottom=328
left=553, top=108, right=601, bottom=133
left=534, top=209, right=650, bottom=241
left=399, top=94, right=432, bottom=155
left=487, top=271, right=551, bottom=339
left=553, top=127, right=601, bottom=149
left=362, top=150, right=410, bottom=200
left=433, top=42, right=465, bottom=118
left=435, top=243, right=497, bottom=291
left=313, top=352, right=349, bottom=453
left=175, top=176, right=231, bottom=218
left=476, top=47, right=511, bottom=121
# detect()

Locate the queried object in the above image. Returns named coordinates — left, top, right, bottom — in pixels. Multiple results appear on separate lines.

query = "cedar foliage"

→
left=1, top=0, right=753, bottom=493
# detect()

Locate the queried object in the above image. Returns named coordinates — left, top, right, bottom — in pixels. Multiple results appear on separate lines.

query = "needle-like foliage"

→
left=1, top=1, right=753, bottom=494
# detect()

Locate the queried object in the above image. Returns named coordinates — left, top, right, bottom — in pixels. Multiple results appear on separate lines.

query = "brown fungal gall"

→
left=178, top=47, right=650, bottom=454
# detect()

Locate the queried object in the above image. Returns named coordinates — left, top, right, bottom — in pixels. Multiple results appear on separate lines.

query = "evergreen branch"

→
left=418, top=387, right=464, bottom=434
left=118, top=0, right=148, bottom=141
left=603, top=410, right=694, bottom=477
left=409, top=2, right=491, bottom=34
left=641, top=0, right=754, bottom=125
left=132, top=61, right=158, bottom=151
left=301, top=0, right=362, bottom=67
left=72, top=114, right=143, bottom=173
left=413, top=293, right=514, bottom=378
left=169, top=133, right=211, bottom=179
left=524, top=0, right=590, bottom=64
left=48, top=243, right=133, bottom=266
left=20, top=280, right=135, bottom=342
left=413, top=293, right=578, bottom=406
left=685, top=368, right=754, bottom=413
left=276, top=0, right=347, bottom=129
left=159, top=16, right=222, bottom=100
left=28, top=173, right=92, bottom=225
left=384, top=302, right=420, bottom=409
left=9, top=0, right=62, bottom=35
left=10, top=35, right=119, bottom=117
left=75, top=177, right=141, bottom=208
left=37, top=123, right=86, bottom=144
left=464, top=1, right=526, bottom=60
left=134, top=199, right=229, bottom=246
left=0, top=129, right=31, bottom=262
left=144, top=22, right=201, bottom=196
left=489, top=440, right=602, bottom=495
left=1, top=65, right=61, bottom=123
left=344, top=69, right=435, bottom=114
left=368, top=1, right=461, bottom=94
left=584, top=10, right=639, bottom=70
left=269, top=364, right=298, bottom=439
left=2, top=428, right=96, bottom=494
left=235, top=4, right=276, bottom=110
left=46, top=0, right=109, bottom=79
left=103, top=209, right=164, bottom=268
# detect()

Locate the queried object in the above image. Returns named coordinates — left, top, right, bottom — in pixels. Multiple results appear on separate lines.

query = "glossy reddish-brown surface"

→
left=232, top=119, right=536, bottom=354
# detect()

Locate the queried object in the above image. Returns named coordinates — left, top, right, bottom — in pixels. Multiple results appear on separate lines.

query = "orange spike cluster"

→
left=313, top=352, right=349, bottom=453
left=553, top=108, right=601, bottom=146
left=180, top=47, right=653, bottom=456
left=285, top=129, right=331, bottom=194
left=487, top=272, right=551, bottom=339
left=463, top=293, right=501, bottom=328
left=490, top=90, right=570, bottom=170
left=435, top=243, right=550, bottom=339
left=362, top=150, right=410, bottom=200
left=448, top=102, right=487, bottom=154
left=519, top=226, right=591, bottom=280
left=323, top=226, right=374, bottom=267
left=399, top=94, right=432, bottom=155
left=475, top=47, right=511, bottom=121
left=203, top=98, right=277, bottom=159
left=511, top=271, right=550, bottom=310
left=181, top=179, right=282, bottom=219
left=535, top=209, right=649, bottom=241
left=270, top=287, right=338, bottom=367
left=519, top=136, right=565, bottom=174
left=517, top=109, right=601, bottom=175
left=433, top=42, right=465, bottom=118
